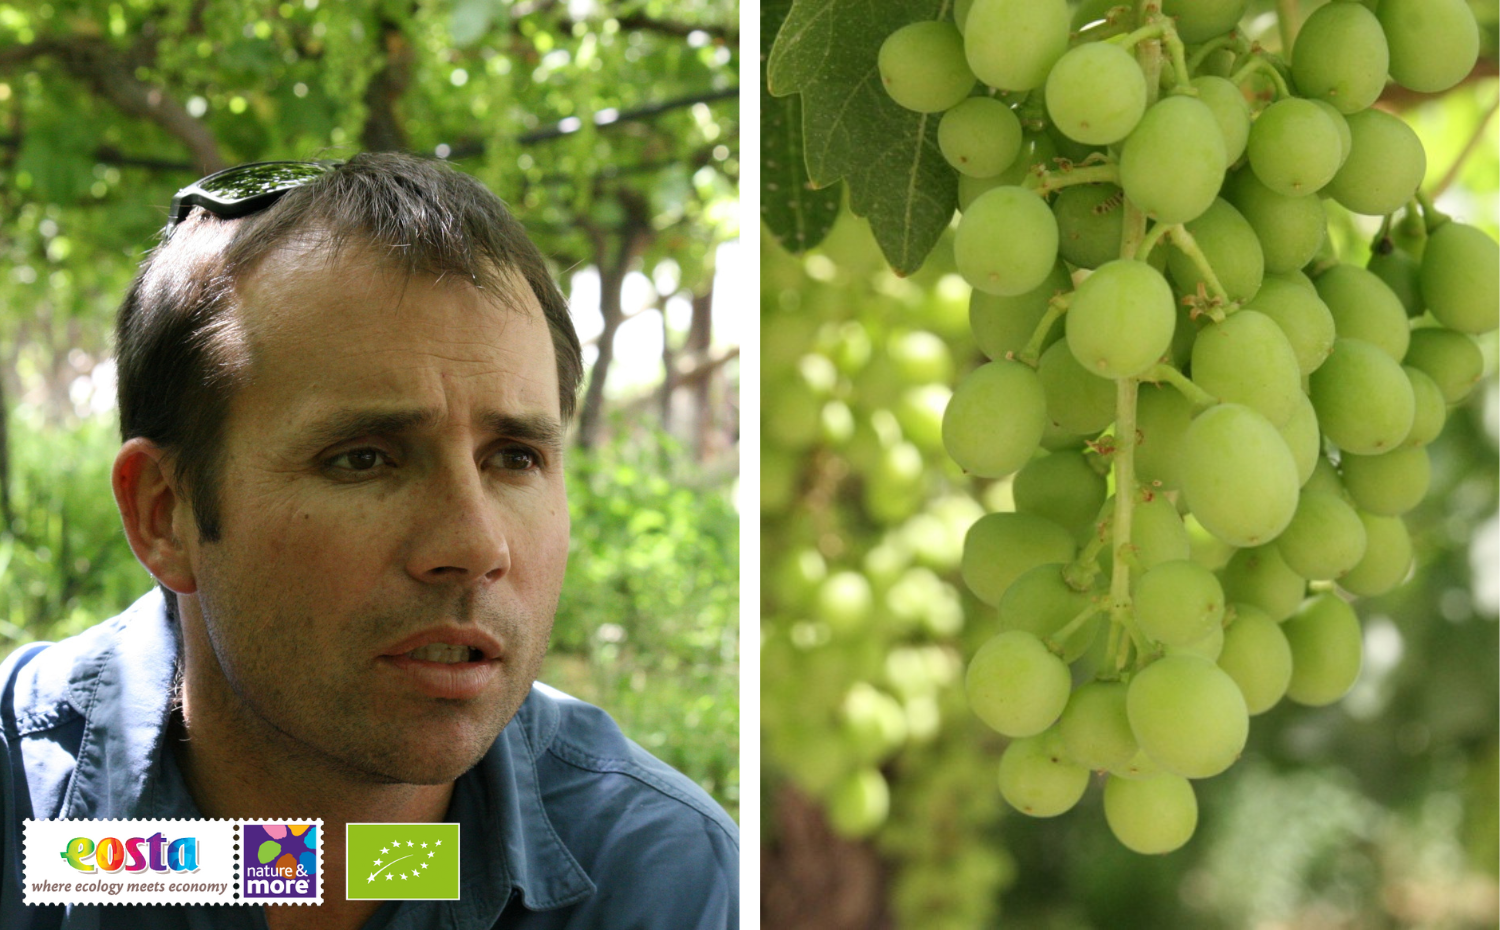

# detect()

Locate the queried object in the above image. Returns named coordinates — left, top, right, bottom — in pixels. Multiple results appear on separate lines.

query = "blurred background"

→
left=0, top=0, right=739, bottom=820
left=760, top=1, right=1498, bottom=926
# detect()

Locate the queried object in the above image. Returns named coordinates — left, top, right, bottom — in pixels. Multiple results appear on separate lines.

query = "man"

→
left=0, top=154, right=738, bottom=928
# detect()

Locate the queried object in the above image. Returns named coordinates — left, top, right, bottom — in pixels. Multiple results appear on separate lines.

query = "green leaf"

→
left=761, top=0, right=841, bottom=254
left=767, top=0, right=956, bottom=275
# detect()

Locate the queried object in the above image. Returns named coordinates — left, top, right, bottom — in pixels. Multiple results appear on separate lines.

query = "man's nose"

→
left=405, top=460, right=510, bottom=584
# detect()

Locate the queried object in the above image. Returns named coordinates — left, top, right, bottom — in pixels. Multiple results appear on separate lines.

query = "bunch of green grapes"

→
left=878, top=0, right=1496, bottom=855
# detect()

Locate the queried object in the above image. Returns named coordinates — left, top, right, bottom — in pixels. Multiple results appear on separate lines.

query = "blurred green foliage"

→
left=0, top=407, right=146, bottom=647
left=548, top=423, right=741, bottom=819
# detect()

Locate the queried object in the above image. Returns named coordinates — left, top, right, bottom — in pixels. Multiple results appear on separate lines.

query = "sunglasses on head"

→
left=165, top=160, right=343, bottom=237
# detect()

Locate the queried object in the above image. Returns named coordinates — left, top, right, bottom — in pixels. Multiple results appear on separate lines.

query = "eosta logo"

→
left=60, top=833, right=200, bottom=873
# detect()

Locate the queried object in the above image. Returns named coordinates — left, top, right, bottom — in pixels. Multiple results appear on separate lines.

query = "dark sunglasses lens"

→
left=196, top=162, right=331, bottom=202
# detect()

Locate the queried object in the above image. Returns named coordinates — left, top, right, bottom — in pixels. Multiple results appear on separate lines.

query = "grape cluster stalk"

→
left=877, top=0, right=1498, bottom=854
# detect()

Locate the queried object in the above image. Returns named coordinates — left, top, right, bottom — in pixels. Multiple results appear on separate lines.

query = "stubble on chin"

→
left=189, top=522, right=558, bottom=786
left=188, top=573, right=554, bottom=788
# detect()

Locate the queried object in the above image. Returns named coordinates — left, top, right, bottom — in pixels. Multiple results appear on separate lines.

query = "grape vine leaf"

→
left=766, top=0, right=957, bottom=275
left=762, top=0, right=841, bottom=255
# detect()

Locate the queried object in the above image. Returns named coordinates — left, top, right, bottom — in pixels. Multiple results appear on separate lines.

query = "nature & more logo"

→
left=241, top=823, right=319, bottom=900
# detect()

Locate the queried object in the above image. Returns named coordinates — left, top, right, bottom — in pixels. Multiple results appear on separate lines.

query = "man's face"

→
left=183, top=238, right=569, bottom=785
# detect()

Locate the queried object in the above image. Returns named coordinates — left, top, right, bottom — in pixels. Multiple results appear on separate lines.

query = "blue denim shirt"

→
left=0, top=591, right=738, bottom=929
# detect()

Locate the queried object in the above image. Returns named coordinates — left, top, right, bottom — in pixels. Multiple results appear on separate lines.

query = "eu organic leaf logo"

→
left=346, top=823, right=459, bottom=900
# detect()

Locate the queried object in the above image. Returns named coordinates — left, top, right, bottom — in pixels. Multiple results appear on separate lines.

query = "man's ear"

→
left=113, top=437, right=198, bottom=595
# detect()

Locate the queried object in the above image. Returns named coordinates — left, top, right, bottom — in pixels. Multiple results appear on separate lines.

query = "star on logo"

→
left=427, top=851, right=435, bottom=858
left=407, top=841, right=415, bottom=847
left=421, top=862, right=429, bottom=870
left=421, top=842, right=428, bottom=848
left=385, top=874, right=394, bottom=881
left=373, top=859, right=383, bottom=866
left=435, top=840, right=442, bottom=846
left=367, top=874, right=376, bottom=883
left=380, top=847, right=389, bottom=854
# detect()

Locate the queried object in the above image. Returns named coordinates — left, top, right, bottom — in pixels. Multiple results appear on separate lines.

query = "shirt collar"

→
left=60, top=589, right=181, bottom=821
left=57, top=589, right=595, bottom=919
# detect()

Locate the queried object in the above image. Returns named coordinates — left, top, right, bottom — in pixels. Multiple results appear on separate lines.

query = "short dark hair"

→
left=116, top=152, right=582, bottom=556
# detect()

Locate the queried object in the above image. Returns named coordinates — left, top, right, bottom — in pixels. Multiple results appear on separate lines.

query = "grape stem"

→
left=1397, top=200, right=1428, bottom=248
left=1108, top=377, right=1149, bottom=665
left=1106, top=20, right=1192, bottom=89
left=1230, top=56, right=1292, bottom=100
left=1373, top=213, right=1394, bottom=246
left=1143, top=363, right=1218, bottom=410
left=1100, top=0, right=1162, bottom=675
left=1065, top=517, right=1112, bottom=591
left=1025, top=162, right=1121, bottom=196
left=1416, top=190, right=1451, bottom=234
left=1048, top=602, right=1105, bottom=654
left=1018, top=292, right=1071, bottom=366
left=1133, top=220, right=1172, bottom=262
left=1162, top=29, right=1193, bottom=91
left=1185, top=32, right=1248, bottom=75
left=1165, top=225, right=1234, bottom=309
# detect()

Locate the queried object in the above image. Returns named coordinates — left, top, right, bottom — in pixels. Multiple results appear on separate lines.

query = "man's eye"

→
left=325, top=447, right=538, bottom=475
left=497, top=446, right=541, bottom=471
left=330, top=449, right=386, bottom=472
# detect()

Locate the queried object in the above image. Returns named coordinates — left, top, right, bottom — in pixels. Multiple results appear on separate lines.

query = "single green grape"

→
left=943, top=359, right=1047, bottom=477
left=955, top=186, right=1060, bottom=297
left=1283, top=593, right=1363, bottom=707
left=878, top=21, right=975, bottom=113
left=1420, top=222, right=1500, bottom=335
left=1104, top=773, right=1197, bottom=854
left=1120, top=96, right=1227, bottom=224
left=1065, top=260, right=1176, bottom=379
left=1247, top=98, right=1343, bottom=197
left=939, top=97, right=1024, bottom=178
left=1179, top=404, right=1300, bottom=548
left=966, top=630, right=1072, bottom=737
left=961, top=511, right=1076, bottom=606
left=1127, top=655, right=1248, bottom=779
left=1045, top=41, right=1147, bottom=145
left=1379, top=0, right=1481, bottom=94
left=997, top=729, right=1090, bottom=817
left=1217, top=604, right=1293, bottom=714
left=1292, top=1, right=1389, bottom=113
left=1308, top=339, right=1415, bottom=455
left=963, top=0, right=1071, bottom=91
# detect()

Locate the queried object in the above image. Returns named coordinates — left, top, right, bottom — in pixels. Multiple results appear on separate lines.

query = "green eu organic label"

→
left=345, top=823, right=459, bottom=900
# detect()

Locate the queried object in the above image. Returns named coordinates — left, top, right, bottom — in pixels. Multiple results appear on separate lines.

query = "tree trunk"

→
left=362, top=17, right=414, bottom=152
left=687, top=282, right=714, bottom=461
left=575, top=192, right=653, bottom=449
left=658, top=299, right=674, bottom=430
left=761, top=785, right=891, bottom=929
left=576, top=265, right=624, bottom=450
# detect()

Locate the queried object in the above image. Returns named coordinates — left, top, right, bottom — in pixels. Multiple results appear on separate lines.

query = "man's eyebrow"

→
left=294, top=408, right=565, bottom=452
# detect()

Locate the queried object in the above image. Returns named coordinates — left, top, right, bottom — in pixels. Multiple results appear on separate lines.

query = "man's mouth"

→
left=405, top=643, right=484, bottom=664
left=382, top=634, right=502, bottom=700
